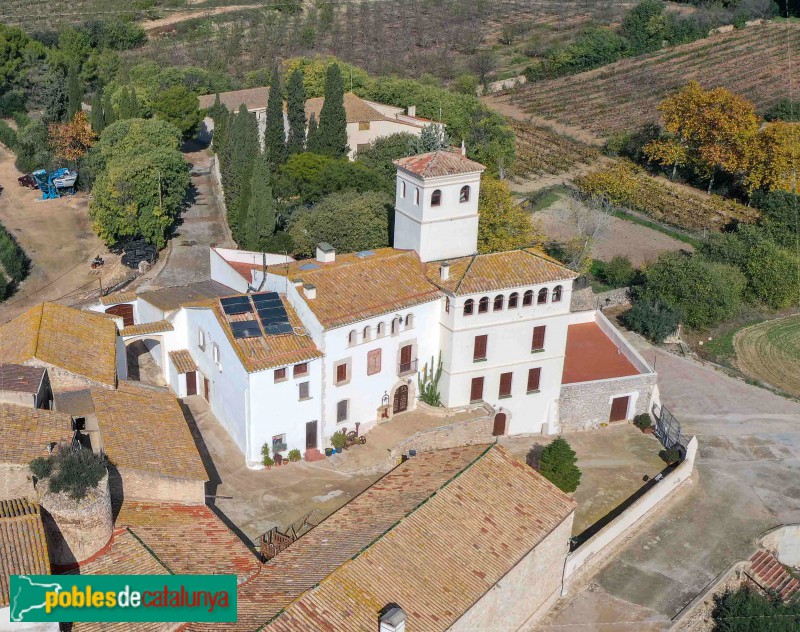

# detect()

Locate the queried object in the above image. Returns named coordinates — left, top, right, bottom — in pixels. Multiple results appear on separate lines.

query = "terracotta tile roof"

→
left=114, top=501, right=260, bottom=581
left=188, top=445, right=492, bottom=631
left=203, top=294, right=323, bottom=373
left=426, top=248, right=577, bottom=296
left=0, top=403, right=73, bottom=465
left=266, top=447, right=575, bottom=632
left=0, top=364, right=45, bottom=394
left=91, top=384, right=207, bottom=481
left=227, top=260, right=261, bottom=283
left=121, top=320, right=174, bottom=337
left=562, top=322, right=641, bottom=384
left=0, top=302, right=119, bottom=386
left=271, top=249, right=442, bottom=330
left=100, top=291, right=137, bottom=306
left=137, top=281, right=237, bottom=312
left=0, top=498, right=50, bottom=607
left=394, top=150, right=485, bottom=178
left=168, top=350, right=196, bottom=374
left=305, top=92, right=386, bottom=124
left=198, top=87, right=270, bottom=112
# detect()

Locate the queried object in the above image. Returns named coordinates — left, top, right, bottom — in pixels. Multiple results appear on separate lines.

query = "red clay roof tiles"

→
left=394, top=150, right=485, bottom=178
left=0, top=498, right=50, bottom=607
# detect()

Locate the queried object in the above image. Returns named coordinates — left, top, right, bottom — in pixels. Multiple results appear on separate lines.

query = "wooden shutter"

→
left=470, top=377, right=484, bottom=402
left=473, top=335, right=488, bottom=361
left=337, top=400, right=348, bottom=422
left=527, top=368, right=541, bottom=392
left=294, top=363, right=308, bottom=377
left=499, top=372, right=512, bottom=397
left=531, top=326, right=546, bottom=351
left=336, top=363, right=347, bottom=383
left=274, top=368, right=286, bottom=382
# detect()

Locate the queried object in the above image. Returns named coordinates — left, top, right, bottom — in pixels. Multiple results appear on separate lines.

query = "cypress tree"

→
left=264, top=67, right=287, bottom=166
left=244, top=157, right=277, bottom=251
left=118, top=87, right=131, bottom=119
left=286, top=68, right=307, bottom=155
left=306, top=112, right=318, bottom=153
left=90, top=87, right=105, bottom=134
left=66, top=63, right=82, bottom=120
left=129, top=89, right=140, bottom=118
left=224, top=106, right=259, bottom=241
left=316, top=63, right=349, bottom=158
left=103, top=90, right=116, bottom=126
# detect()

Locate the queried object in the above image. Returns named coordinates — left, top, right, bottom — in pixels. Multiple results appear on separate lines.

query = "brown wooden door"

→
left=306, top=420, right=318, bottom=450
left=186, top=371, right=197, bottom=396
left=609, top=396, right=630, bottom=422
left=470, top=377, right=484, bottom=403
left=393, top=384, right=408, bottom=413
left=492, top=412, right=506, bottom=436
left=203, top=376, right=210, bottom=403
left=106, top=304, right=134, bottom=327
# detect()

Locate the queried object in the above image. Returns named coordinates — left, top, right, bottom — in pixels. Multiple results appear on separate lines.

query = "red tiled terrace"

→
left=562, top=322, right=642, bottom=384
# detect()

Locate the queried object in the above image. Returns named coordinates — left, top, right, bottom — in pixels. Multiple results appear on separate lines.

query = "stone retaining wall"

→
left=110, top=466, right=206, bottom=505
left=390, top=411, right=495, bottom=459
left=570, top=287, right=630, bottom=312
left=560, top=373, right=657, bottom=432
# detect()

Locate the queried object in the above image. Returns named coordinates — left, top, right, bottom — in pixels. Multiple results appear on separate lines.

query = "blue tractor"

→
left=31, top=168, right=78, bottom=200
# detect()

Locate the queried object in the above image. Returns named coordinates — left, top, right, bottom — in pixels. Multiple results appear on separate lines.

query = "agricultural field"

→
left=574, top=160, right=760, bottom=232
left=734, top=315, right=800, bottom=398
left=510, top=119, right=602, bottom=178
left=506, top=21, right=800, bottom=137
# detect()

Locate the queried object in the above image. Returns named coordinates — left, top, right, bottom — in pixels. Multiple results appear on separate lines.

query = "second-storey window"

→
left=335, top=362, right=348, bottom=384
left=473, top=334, right=488, bottom=362
left=499, top=372, right=512, bottom=398
left=294, top=362, right=308, bottom=377
left=212, top=343, right=221, bottom=370
left=478, top=296, right=489, bottom=313
left=527, top=367, right=542, bottom=393
left=508, top=292, right=519, bottom=309
left=531, top=326, right=546, bottom=352
left=274, top=368, right=286, bottom=382
left=198, top=329, right=206, bottom=350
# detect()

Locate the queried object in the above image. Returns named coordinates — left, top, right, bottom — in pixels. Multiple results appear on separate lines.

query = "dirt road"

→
left=141, top=5, right=261, bottom=33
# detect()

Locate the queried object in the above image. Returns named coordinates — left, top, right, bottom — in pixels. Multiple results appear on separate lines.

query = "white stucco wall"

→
left=346, top=119, right=425, bottom=159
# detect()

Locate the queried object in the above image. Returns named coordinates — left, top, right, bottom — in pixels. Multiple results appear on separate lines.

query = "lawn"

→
left=734, top=315, right=800, bottom=398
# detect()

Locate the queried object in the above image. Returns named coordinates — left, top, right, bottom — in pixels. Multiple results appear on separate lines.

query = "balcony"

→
left=397, top=358, right=418, bottom=376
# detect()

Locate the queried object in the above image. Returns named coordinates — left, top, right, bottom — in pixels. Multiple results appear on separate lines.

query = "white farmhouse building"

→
left=92, top=150, right=658, bottom=467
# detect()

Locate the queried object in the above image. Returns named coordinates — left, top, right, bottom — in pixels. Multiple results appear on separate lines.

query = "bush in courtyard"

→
left=538, top=437, right=581, bottom=493
left=262, top=455, right=274, bottom=468
left=621, top=300, right=681, bottom=344
left=634, top=413, right=652, bottom=429
left=659, top=447, right=682, bottom=464
left=712, top=585, right=800, bottom=631
left=331, top=431, right=347, bottom=451
left=30, top=446, right=107, bottom=501
left=29, top=456, right=54, bottom=480
left=288, top=449, right=301, bottom=462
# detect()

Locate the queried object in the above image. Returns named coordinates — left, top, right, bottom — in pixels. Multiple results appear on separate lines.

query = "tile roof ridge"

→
left=266, top=444, right=495, bottom=626
left=125, top=527, right=175, bottom=575
left=32, top=303, right=46, bottom=361
left=454, top=253, right=478, bottom=293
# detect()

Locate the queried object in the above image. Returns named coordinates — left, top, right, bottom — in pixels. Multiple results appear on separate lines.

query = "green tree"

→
left=243, top=157, right=277, bottom=251
left=538, top=437, right=581, bottom=493
left=477, top=177, right=542, bottom=254
left=90, top=86, right=105, bottom=134
left=97, top=118, right=182, bottom=164
left=282, top=56, right=371, bottom=98
left=752, top=190, right=800, bottom=249
left=355, top=132, right=420, bottom=179
left=620, top=0, right=667, bottom=55
left=264, top=67, right=287, bottom=166
left=315, top=63, right=348, bottom=158
left=102, top=89, right=116, bottom=126
left=41, top=71, right=68, bottom=124
left=14, top=120, right=52, bottom=173
left=712, top=586, right=800, bottom=632
left=286, top=68, right=307, bottom=155
left=289, top=190, right=391, bottom=257
left=66, top=62, right=83, bottom=120
left=306, top=112, right=318, bottom=152
left=220, top=106, right=259, bottom=240
left=151, top=85, right=202, bottom=140
left=415, top=123, right=450, bottom=152
left=452, top=74, right=479, bottom=96
left=621, top=300, right=681, bottom=343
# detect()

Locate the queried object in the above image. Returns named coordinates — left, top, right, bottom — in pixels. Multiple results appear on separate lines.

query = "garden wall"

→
left=560, top=373, right=658, bottom=431
left=390, top=406, right=495, bottom=459
left=570, top=287, right=630, bottom=313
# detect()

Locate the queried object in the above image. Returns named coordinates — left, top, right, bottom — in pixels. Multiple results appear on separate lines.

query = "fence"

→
left=655, top=405, right=689, bottom=452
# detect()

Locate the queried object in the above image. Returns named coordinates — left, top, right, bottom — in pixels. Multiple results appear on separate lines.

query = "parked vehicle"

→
left=90, top=256, right=104, bottom=270
left=18, top=174, right=37, bottom=189
left=32, top=168, right=78, bottom=199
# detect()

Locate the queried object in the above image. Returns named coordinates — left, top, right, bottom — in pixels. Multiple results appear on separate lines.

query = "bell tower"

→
left=393, top=151, right=485, bottom=262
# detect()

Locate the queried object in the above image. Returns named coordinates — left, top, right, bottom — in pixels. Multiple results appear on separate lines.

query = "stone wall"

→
left=0, top=463, right=34, bottom=501
left=25, top=360, right=115, bottom=392
left=451, top=512, right=574, bottom=632
left=570, top=287, right=630, bottom=313
left=110, top=466, right=206, bottom=504
left=390, top=413, right=495, bottom=459
left=559, top=373, right=657, bottom=432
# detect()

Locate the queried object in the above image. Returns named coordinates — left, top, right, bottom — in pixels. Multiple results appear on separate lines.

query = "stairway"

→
left=749, top=550, right=800, bottom=601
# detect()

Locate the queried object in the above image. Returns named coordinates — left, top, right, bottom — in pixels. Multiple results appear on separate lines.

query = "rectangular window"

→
left=499, top=372, right=512, bottom=398
left=294, top=363, right=308, bottom=377
left=401, top=181, right=406, bottom=198
left=531, top=326, right=546, bottom=352
left=359, top=121, right=371, bottom=131
left=336, top=362, right=348, bottom=384
left=212, top=343, right=220, bottom=370
left=470, top=377, right=484, bottom=403
left=337, top=400, right=349, bottom=423
left=197, top=329, right=205, bottom=350
left=527, top=368, right=541, bottom=393
left=414, top=187, right=420, bottom=205
left=367, top=349, right=382, bottom=375
left=274, top=368, right=286, bottom=382
left=298, top=381, right=310, bottom=400
left=473, top=334, right=488, bottom=362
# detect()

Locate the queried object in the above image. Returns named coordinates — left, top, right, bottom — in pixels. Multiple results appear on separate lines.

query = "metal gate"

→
left=655, top=406, right=688, bottom=452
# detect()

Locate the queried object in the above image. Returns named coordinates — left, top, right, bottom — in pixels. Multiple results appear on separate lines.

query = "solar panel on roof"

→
left=230, top=320, right=262, bottom=339
left=221, top=296, right=254, bottom=315
left=257, top=307, right=286, bottom=319
left=266, top=322, right=294, bottom=335
left=355, top=250, right=375, bottom=259
left=299, top=263, right=319, bottom=271
left=251, top=292, right=279, bottom=303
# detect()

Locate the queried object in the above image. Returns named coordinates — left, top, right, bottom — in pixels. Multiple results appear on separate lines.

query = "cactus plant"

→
left=418, top=352, right=443, bottom=406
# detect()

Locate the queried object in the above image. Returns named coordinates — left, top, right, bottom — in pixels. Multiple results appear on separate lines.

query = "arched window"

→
left=538, top=288, right=548, bottom=304
left=464, top=299, right=474, bottom=316
left=405, top=313, right=414, bottom=329
left=363, top=325, right=372, bottom=341
left=508, top=292, right=519, bottom=309
left=377, top=322, right=386, bottom=337
left=478, top=296, right=490, bottom=313
left=431, top=189, right=442, bottom=206
left=493, top=294, right=504, bottom=311
left=348, top=330, right=357, bottom=346
left=414, top=187, right=420, bottom=205
left=391, top=317, right=400, bottom=335
left=523, top=290, right=533, bottom=306
left=445, top=297, right=450, bottom=313
left=460, top=185, right=470, bottom=203
left=552, top=285, right=563, bottom=303
left=401, top=181, right=406, bottom=198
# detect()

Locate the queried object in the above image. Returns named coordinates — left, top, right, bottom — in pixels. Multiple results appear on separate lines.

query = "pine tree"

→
left=538, top=437, right=581, bottom=493
left=264, top=67, right=287, bottom=167
left=90, top=87, right=105, bottom=134
left=66, top=63, right=82, bottom=120
left=103, top=90, right=116, bottom=126
left=315, top=63, right=348, bottom=158
left=306, top=113, right=318, bottom=153
left=286, top=68, right=307, bottom=155
left=244, top=157, right=277, bottom=251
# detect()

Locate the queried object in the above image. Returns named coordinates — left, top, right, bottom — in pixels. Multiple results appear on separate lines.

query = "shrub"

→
left=659, top=447, right=682, bottom=464
left=29, top=456, right=53, bottom=480
left=634, top=413, right=652, bottom=429
left=621, top=300, right=681, bottom=344
left=0, top=120, right=18, bottom=149
left=712, top=585, right=800, bottom=631
left=262, top=455, right=274, bottom=468
left=331, top=431, right=346, bottom=450
left=288, top=449, right=301, bottom=462
left=31, top=447, right=107, bottom=501
left=0, top=224, right=30, bottom=283
left=538, top=437, right=582, bottom=493
left=597, top=256, right=635, bottom=288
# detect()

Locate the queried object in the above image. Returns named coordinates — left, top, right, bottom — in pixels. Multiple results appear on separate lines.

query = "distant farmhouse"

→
left=198, top=88, right=436, bottom=158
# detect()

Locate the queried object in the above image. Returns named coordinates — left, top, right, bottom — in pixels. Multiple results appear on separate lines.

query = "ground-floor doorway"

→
left=609, top=396, right=630, bottom=422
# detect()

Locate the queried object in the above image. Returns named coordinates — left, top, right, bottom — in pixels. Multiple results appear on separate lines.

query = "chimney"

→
left=316, top=242, right=336, bottom=263
left=439, top=262, right=450, bottom=281
left=292, top=277, right=303, bottom=287
left=303, top=283, right=317, bottom=300
left=379, top=606, right=406, bottom=632
left=406, top=105, right=416, bottom=118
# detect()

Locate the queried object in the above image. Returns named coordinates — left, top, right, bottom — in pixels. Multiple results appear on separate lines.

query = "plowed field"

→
left=734, top=315, right=800, bottom=397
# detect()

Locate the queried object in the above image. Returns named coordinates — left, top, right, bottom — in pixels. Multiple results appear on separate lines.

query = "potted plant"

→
left=659, top=447, right=682, bottom=465
left=634, top=413, right=654, bottom=434
left=324, top=447, right=334, bottom=457
left=331, top=431, right=346, bottom=453
left=288, top=449, right=301, bottom=462
left=263, top=455, right=274, bottom=469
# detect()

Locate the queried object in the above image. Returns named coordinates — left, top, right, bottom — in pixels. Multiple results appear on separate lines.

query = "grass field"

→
left=734, top=315, right=800, bottom=397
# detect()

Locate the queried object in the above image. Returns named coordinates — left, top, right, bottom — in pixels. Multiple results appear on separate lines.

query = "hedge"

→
left=0, top=223, right=29, bottom=282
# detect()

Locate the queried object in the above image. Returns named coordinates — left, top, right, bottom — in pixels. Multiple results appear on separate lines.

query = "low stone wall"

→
left=560, top=373, right=657, bottom=432
left=110, top=466, right=206, bottom=504
left=570, top=287, right=630, bottom=312
left=390, top=412, right=495, bottom=459
left=0, top=463, right=34, bottom=500
left=563, top=436, right=697, bottom=591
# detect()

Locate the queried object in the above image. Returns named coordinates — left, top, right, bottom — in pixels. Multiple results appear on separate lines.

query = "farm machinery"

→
left=31, top=168, right=78, bottom=199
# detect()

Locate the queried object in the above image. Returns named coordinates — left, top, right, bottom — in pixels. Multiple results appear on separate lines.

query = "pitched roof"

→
left=0, top=364, right=45, bottom=394
left=137, top=280, right=237, bottom=312
left=0, top=302, right=119, bottom=386
left=168, top=349, right=196, bottom=374
left=426, top=248, right=577, bottom=296
left=305, top=92, right=386, bottom=124
left=394, top=150, right=485, bottom=178
left=0, top=498, right=50, bottom=607
left=99, top=291, right=137, bottom=306
left=0, top=403, right=73, bottom=465
left=198, top=87, right=270, bottom=112
left=120, top=320, right=174, bottom=337
left=91, top=383, right=207, bottom=481
left=270, top=249, right=442, bottom=330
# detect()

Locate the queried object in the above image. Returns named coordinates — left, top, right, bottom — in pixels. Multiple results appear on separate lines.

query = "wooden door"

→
left=105, top=304, right=134, bottom=327
left=393, top=384, right=408, bottom=413
left=470, top=377, right=484, bottom=403
left=399, top=345, right=412, bottom=373
left=186, top=371, right=197, bottom=396
left=203, top=376, right=210, bottom=403
left=609, top=396, right=630, bottom=422
left=306, top=420, right=318, bottom=450
left=492, top=412, right=506, bottom=436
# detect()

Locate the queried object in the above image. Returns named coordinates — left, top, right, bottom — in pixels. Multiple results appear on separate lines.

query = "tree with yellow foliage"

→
left=745, top=122, right=800, bottom=195
left=477, top=177, right=543, bottom=254
left=49, top=111, right=96, bottom=162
